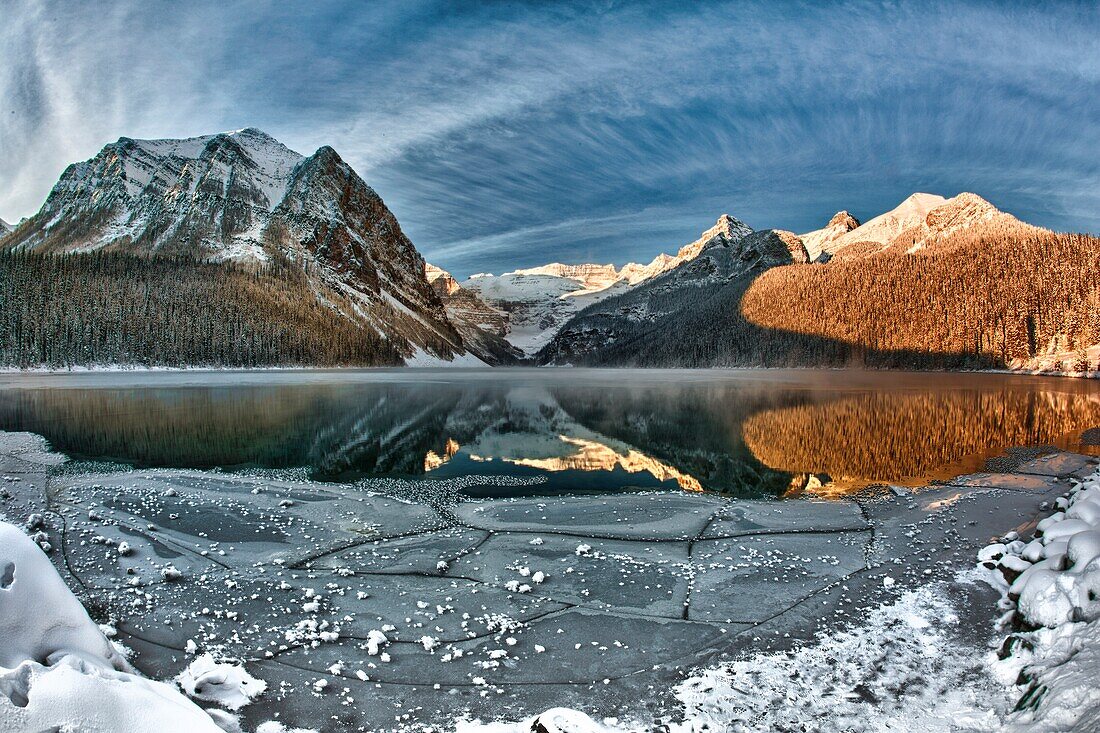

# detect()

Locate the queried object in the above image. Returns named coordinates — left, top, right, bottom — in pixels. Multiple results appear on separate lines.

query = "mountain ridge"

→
left=460, top=214, right=753, bottom=355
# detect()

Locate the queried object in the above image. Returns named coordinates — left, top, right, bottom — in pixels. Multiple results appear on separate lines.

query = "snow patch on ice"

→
left=176, top=653, right=267, bottom=711
left=670, top=580, right=1007, bottom=733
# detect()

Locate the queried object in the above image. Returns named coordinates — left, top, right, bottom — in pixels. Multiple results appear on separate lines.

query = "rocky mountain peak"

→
left=923, top=192, right=999, bottom=230
left=2, top=127, right=484, bottom=363
left=827, top=210, right=860, bottom=231
left=770, top=229, right=810, bottom=264
left=703, top=214, right=753, bottom=242
left=425, top=263, right=461, bottom=295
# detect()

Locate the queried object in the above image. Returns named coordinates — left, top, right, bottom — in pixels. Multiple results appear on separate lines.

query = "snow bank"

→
left=980, top=465, right=1100, bottom=731
left=0, top=521, right=224, bottom=732
left=404, top=346, right=489, bottom=367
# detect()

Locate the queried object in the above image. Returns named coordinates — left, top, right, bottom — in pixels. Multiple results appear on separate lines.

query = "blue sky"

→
left=2, top=1, right=1097, bottom=277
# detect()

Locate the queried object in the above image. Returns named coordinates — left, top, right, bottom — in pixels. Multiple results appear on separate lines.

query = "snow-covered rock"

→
left=979, top=464, right=1100, bottom=729
left=987, top=469, right=1100, bottom=628
left=176, top=654, right=267, bottom=711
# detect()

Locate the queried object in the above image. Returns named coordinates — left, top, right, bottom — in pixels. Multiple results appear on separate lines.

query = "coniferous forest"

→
left=0, top=251, right=402, bottom=368
left=742, top=230, right=1100, bottom=372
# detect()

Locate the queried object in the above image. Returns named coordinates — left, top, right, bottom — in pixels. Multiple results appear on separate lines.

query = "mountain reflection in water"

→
left=0, top=370, right=1096, bottom=498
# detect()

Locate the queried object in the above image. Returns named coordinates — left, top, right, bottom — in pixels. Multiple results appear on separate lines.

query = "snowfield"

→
left=1, top=428, right=1099, bottom=732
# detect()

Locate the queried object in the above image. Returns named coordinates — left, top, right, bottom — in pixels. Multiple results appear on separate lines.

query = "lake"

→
left=1, top=368, right=1096, bottom=497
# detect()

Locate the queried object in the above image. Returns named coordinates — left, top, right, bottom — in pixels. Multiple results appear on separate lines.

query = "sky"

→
left=1, top=1, right=1098, bottom=278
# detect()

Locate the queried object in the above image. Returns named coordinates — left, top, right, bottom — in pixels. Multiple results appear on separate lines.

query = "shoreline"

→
left=0, top=363, right=1097, bottom=380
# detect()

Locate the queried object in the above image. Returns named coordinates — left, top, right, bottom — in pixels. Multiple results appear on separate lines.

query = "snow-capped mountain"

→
left=3, top=128, right=487, bottom=364
left=539, top=217, right=808, bottom=364
left=806, top=192, right=1033, bottom=262
left=0, top=218, right=11, bottom=237
left=462, top=214, right=753, bottom=355
left=461, top=268, right=630, bottom=355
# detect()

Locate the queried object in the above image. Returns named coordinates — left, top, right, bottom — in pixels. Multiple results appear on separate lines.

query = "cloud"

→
left=1, top=1, right=1097, bottom=276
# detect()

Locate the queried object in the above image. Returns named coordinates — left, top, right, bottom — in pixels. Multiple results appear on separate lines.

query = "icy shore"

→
left=0, top=430, right=1098, bottom=731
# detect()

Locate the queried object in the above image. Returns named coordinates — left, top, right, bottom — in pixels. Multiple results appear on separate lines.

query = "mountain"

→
left=0, top=219, right=11, bottom=237
left=461, top=268, right=630, bottom=355
left=424, top=264, right=521, bottom=364
left=538, top=217, right=809, bottom=364
left=1, top=128, right=493, bottom=365
left=805, top=192, right=1035, bottom=262
left=462, top=214, right=753, bottom=355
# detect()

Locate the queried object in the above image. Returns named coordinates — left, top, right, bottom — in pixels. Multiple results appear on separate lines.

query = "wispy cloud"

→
left=1, top=1, right=1097, bottom=276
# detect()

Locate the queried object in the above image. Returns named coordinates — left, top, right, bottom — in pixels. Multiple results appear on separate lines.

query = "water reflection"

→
left=0, top=371, right=1096, bottom=497
left=743, top=388, right=1100, bottom=493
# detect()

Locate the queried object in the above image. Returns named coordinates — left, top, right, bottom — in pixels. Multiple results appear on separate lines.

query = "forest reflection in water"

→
left=0, top=370, right=1096, bottom=498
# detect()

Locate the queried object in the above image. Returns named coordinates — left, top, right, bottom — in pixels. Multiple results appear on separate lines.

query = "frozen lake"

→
left=1, top=369, right=1098, bottom=730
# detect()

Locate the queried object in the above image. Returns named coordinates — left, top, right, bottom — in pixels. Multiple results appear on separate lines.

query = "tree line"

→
left=0, top=250, right=402, bottom=368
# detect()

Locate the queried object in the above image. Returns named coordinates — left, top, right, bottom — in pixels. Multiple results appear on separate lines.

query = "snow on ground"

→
left=0, top=521, right=226, bottom=732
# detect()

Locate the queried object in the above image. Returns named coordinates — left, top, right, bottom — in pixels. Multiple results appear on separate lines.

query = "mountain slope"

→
left=539, top=218, right=808, bottom=364
left=0, top=250, right=403, bottom=368
left=743, top=227, right=1099, bottom=373
left=461, top=269, right=630, bottom=355
left=2, top=128, right=490, bottom=365
left=0, top=219, right=11, bottom=237
left=425, top=264, right=521, bottom=364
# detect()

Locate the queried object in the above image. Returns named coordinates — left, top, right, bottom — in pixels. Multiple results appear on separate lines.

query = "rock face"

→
left=2, top=128, right=491, bottom=363
left=538, top=219, right=808, bottom=364
left=425, top=264, right=521, bottom=364
left=0, top=218, right=11, bottom=237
